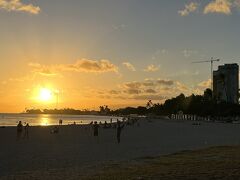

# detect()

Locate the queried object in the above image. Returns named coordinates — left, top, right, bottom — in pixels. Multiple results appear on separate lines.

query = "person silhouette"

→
left=24, top=123, right=29, bottom=139
left=16, top=121, right=23, bottom=140
left=116, top=120, right=124, bottom=144
left=110, top=118, right=113, bottom=128
left=104, top=121, right=108, bottom=128
left=93, top=121, right=99, bottom=137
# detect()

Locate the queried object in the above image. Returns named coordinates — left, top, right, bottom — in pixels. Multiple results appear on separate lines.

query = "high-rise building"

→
left=213, top=63, right=239, bottom=104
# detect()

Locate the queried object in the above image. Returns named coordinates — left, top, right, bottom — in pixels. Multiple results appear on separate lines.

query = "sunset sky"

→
left=0, top=0, right=240, bottom=112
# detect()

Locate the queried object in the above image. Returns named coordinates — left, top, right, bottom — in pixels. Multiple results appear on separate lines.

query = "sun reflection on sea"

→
left=40, top=116, right=50, bottom=126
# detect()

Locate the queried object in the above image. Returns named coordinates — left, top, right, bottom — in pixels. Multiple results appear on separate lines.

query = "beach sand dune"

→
left=0, top=119, right=240, bottom=178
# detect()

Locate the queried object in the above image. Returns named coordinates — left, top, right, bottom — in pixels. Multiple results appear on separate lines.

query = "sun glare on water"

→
left=41, top=117, right=50, bottom=126
left=39, top=88, right=52, bottom=102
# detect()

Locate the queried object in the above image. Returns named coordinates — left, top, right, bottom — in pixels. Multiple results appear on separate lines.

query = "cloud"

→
left=124, top=89, right=142, bottom=95
left=0, top=0, right=40, bottom=14
left=204, top=0, right=232, bottom=15
left=120, top=78, right=179, bottom=99
left=197, top=79, right=211, bottom=89
left=175, top=81, right=190, bottom=92
left=109, top=90, right=121, bottom=95
left=144, top=64, right=160, bottom=72
left=132, top=94, right=166, bottom=101
left=145, top=89, right=157, bottom=94
left=122, top=62, right=136, bottom=71
left=63, top=59, right=118, bottom=73
left=190, top=79, right=212, bottom=95
left=122, top=79, right=174, bottom=91
left=28, top=63, right=57, bottom=76
left=157, top=79, right=174, bottom=86
left=179, top=2, right=199, bottom=16
left=89, top=78, right=197, bottom=103
left=142, top=79, right=155, bottom=87
left=179, top=0, right=240, bottom=16
left=120, top=79, right=189, bottom=101
left=122, top=81, right=151, bottom=95
left=29, top=59, right=119, bottom=75
left=123, top=81, right=142, bottom=89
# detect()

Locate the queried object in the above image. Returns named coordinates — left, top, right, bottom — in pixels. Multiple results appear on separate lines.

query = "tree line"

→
left=111, top=89, right=240, bottom=117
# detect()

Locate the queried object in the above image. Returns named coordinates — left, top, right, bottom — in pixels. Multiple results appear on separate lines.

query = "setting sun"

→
left=39, top=88, right=52, bottom=102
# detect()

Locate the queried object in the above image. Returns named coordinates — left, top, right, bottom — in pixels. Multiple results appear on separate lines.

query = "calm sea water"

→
left=0, top=114, right=123, bottom=126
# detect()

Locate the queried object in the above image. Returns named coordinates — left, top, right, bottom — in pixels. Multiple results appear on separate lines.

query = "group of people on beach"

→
left=16, top=117, right=139, bottom=143
left=16, top=121, right=29, bottom=140
left=92, top=118, right=128, bottom=143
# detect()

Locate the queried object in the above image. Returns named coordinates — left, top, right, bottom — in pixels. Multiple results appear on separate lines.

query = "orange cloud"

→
left=197, top=79, right=211, bottom=89
left=119, top=79, right=189, bottom=98
left=145, top=89, right=157, bottom=94
left=76, top=78, right=199, bottom=105
left=63, top=59, right=118, bottom=73
left=122, top=62, right=136, bottom=71
left=29, top=59, right=119, bottom=75
left=144, top=64, right=160, bottom=72
left=157, top=79, right=174, bottom=86
left=204, top=0, right=232, bottom=15
left=28, top=63, right=57, bottom=76
left=179, top=2, right=199, bottom=16
left=0, top=0, right=40, bottom=14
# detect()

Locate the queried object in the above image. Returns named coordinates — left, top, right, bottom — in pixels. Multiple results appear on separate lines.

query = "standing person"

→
left=16, top=121, right=23, bottom=140
left=104, top=121, right=108, bottom=128
left=24, top=123, right=29, bottom=139
left=116, top=120, right=124, bottom=144
left=110, top=118, right=113, bottom=128
left=93, top=121, right=99, bottom=137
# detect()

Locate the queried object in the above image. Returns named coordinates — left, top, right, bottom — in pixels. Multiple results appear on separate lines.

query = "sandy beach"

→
left=0, top=118, right=240, bottom=179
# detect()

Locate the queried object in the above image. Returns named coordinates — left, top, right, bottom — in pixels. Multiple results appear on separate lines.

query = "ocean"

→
left=0, top=114, right=123, bottom=126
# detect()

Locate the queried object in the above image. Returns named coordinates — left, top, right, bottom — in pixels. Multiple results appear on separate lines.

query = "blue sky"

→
left=0, top=0, right=240, bottom=112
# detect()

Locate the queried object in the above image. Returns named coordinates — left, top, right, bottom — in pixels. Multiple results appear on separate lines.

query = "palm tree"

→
left=146, top=100, right=153, bottom=109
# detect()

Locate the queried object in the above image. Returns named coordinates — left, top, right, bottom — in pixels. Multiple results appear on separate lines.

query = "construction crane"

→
left=192, top=57, right=220, bottom=90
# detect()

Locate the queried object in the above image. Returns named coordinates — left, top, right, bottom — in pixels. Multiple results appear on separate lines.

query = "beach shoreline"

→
left=1, top=118, right=240, bottom=179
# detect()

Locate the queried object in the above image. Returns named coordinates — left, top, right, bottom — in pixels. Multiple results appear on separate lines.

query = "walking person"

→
left=24, top=123, right=29, bottom=139
left=16, top=121, right=23, bottom=140
left=116, top=120, right=124, bottom=144
left=59, top=119, right=63, bottom=125
left=110, top=118, right=113, bottom=128
left=93, top=121, right=99, bottom=137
